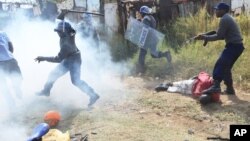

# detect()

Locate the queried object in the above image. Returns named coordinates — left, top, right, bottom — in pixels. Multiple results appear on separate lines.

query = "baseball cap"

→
left=214, top=2, right=230, bottom=11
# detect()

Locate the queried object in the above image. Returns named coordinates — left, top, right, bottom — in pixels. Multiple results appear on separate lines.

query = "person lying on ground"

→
left=155, top=71, right=221, bottom=105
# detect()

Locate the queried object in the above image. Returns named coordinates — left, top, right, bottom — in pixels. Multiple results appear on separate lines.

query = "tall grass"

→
left=144, top=8, right=250, bottom=91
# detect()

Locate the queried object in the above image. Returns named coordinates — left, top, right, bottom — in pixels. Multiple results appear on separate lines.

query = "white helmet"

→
left=140, top=5, right=151, bottom=14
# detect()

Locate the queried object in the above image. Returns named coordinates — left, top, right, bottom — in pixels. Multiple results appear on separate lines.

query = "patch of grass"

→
left=213, top=111, right=247, bottom=124
left=70, top=107, right=207, bottom=141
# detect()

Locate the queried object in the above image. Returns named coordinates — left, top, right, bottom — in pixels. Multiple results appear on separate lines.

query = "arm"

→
left=57, top=9, right=69, bottom=20
left=35, top=56, right=62, bottom=63
left=8, top=42, right=13, bottom=53
left=192, top=31, right=216, bottom=46
left=195, top=18, right=227, bottom=42
left=35, top=48, right=65, bottom=63
left=205, top=18, right=227, bottom=41
left=35, top=43, right=71, bottom=63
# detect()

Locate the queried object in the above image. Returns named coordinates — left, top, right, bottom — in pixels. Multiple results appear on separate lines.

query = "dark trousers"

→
left=138, top=48, right=162, bottom=66
left=213, top=43, right=244, bottom=86
left=42, top=53, right=97, bottom=97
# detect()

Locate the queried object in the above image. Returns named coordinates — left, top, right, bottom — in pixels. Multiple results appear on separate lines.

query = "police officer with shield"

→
left=137, top=5, right=172, bottom=74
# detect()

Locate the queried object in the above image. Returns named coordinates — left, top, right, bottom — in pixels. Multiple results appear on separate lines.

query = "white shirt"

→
left=0, top=31, right=13, bottom=61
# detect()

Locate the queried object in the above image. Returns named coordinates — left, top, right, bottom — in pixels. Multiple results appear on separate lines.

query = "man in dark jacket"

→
left=195, top=2, right=245, bottom=95
left=35, top=10, right=100, bottom=108
left=137, top=5, right=171, bottom=73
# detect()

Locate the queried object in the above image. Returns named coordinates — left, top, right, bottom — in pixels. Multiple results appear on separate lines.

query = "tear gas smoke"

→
left=0, top=10, right=130, bottom=140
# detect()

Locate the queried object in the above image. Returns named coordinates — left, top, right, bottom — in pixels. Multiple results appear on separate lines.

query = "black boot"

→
left=202, top=80, right=221, bottom=94
left=154, top=83, right=172, bottom=92
left=223, top=87, right=235, bottom=95
left=223, top=81, right=235, bottom=95
left=162, top=51, right=172, bottom=63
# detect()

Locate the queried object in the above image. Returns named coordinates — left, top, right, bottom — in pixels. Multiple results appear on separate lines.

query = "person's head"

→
left=139, top=5, right=151, bottom=17
left=82, top=13, right=92, bottom=25
left=214, top=2, right=230, bottom=17
left=54, top=21, right=75, bottom=37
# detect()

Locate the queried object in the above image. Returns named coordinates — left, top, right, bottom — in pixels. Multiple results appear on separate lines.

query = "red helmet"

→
left=44, top=110, right=61, bottom=127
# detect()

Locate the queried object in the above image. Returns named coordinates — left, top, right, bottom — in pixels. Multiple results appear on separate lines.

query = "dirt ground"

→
left=41, top=76, right=250, bottom=141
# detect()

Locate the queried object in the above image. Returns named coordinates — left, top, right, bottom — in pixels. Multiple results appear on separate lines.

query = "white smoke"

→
left=0, top=9, right=130, bottom=140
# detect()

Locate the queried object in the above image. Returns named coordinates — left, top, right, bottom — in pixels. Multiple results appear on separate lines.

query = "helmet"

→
left=44, top=110, right=61, bottom=127
left=54, top=21, right=73, bottom=33
left=140, top=5, right=151, bottom=14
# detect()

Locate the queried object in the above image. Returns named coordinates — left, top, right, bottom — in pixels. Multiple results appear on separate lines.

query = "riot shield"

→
left=125, top=17, right=165, bottom=51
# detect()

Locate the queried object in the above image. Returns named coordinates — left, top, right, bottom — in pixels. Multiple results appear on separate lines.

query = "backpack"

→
left=192, top=71, right=220, bottom=102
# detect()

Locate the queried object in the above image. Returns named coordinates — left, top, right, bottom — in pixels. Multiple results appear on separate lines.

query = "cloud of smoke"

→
left=0, top=8, right=130, bottom=140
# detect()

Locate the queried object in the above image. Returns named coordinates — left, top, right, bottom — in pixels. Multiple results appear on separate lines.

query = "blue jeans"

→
left=42, top=53, right=98, bottom=97
left=213, top=43, right=244, bottom=86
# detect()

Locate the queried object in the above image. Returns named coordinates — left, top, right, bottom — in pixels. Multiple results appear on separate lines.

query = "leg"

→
left=202, top=51, right=226, bottom=94
left=222, top=44, right=244, bottom=94
left=7, top=59, right=23, bottom=99
left=68, top=56, right=99, bottom=107
left=9, top=71, right=22, bottom=99
left=150, top=46, right=172, bottom=63
left=168, top=79, right=194, bottom=95
left=206, top=44, right=244, bottom=94
left=37, top=62, right=68, bottom=96
left=0, top=69, right=16, bottom=110
left=137, top=48, right=147, bottom=73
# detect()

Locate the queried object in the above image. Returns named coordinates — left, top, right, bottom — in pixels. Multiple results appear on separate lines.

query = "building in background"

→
left=113, top=0, right=250, bottom=34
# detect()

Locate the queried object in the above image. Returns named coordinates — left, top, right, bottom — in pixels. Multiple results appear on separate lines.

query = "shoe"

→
left=202, top=80, right=221, bottom=94
left=202, top=86, right=221, bottom=94
left=222, top=88, right=235, bottom=95
left=88, top=94, right=100, bottom=108
left=155, top=83, right=169, bottom=92
left=36, top=90, right=50, bottom=97
left=166, top=82, right=173, bottom=87
left=163, top=51, right=172, bottom=63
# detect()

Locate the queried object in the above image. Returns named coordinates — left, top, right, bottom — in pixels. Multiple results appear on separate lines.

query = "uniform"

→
left=137, top=6, right=171, bottom=73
